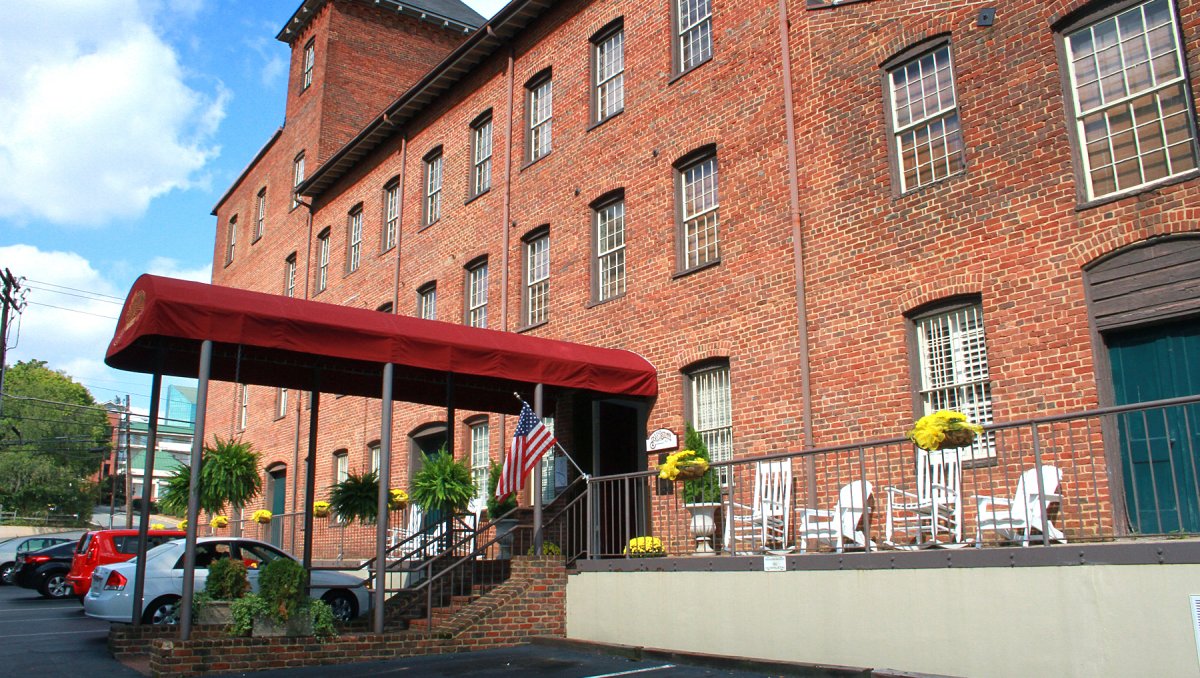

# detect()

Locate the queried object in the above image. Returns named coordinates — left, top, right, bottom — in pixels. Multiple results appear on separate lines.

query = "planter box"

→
left=252, top=614, right=314, bottom=638
left=195, top=601, right=233, bottom=626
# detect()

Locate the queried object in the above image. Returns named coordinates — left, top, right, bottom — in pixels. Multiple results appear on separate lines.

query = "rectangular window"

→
left=369, top=443, right=381, bottom=474
left=255, top=188, right=266, bottom=241
left=334, top=452, right=348, bottom=484
left=915, top=303, right=994, bottom=460
left=676, top=0, right=712, bottom=74
left=594, top=27, right=625, bottom=122
left=680, top=153, right=720, bottom=270
left=689, top=364, right=731, bottom=482
left=238, top=384, right=249, bottom=431
left=466, top=261, right=488, bottom=328
left=382, top=182, right=398, bottom=251
left=225, top=216, right=237, bottom=265
left=595, top=199, right=626, bottom=302
left=292, top=152, right=305, bottom=209
left=284, top=254, right=296, bottom=298
left=302, top=39, right=315, bottom=91
left=424, top=150, right=442, bottom=226
left=524, top=231, right=549, bottom=326
left=528, top=77, right=553, bottom=162
left=276, top=388, right=288, bottom=419
left=471, top=116, right=493, bottom=197
left=316, top=229, right=330, bottom=293
left=418, top=283, right=437, bottom=321
left=1064, top=0, right=1198, bottom=199
left=470, top=421, right=489, bottom=501
left=889, top=44, right=963, bottom=192
left=347, top=207, right=362, bottom=273
left=538, top=416, right=560, bottom=504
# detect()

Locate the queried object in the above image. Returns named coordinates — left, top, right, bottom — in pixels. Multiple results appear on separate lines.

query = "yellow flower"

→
left=251, top=509, right=273, bottom=524
left=210, top=515, right=229, bottom=529
left=313, top=501, right=331, bottom=516
left=907, top=410, right=984, bottom=451
left=657, top=449, right=708, bottom=480
left=388, top=488, right=409, bottom=510
left=177, top=520, right=187, bottom=531
left=149, top=523, right=165, bottom=531
left=625, top=536, right=664, bottom=556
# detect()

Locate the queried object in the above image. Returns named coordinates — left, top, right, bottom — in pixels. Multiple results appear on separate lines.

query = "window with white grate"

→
left=302, top=39, right=314, bottom=91
left=316, top=229, right=330, bottom=293
left=292, top=152, right=305, bottom=209
left=418, top=282, right=437, bottom=321
left=595, top=198, right=626, bottom=302
left=524, top=230, right=549, bottom=327
left=284, top=253, right=296, bottom=298
left=915, top=303, right=994, bottom=460
left=255, top=188, right=266, bottom=241
left=889, top=43, right=963, bottom=192
left=688, top=363, right=732, bottom=482
left=675, top=0, right=712, bottom=74
left=679, top=152, right=720, bottom=270
left=471, top=115, right=492, bottom=197
left=424, top=150, right=442, bottom=226
left=470, top=420, right=489, bottom=501
left=466, top=260, right=488, bottom=328
left=1064, top=0, right=1198, bottom=199
left=383, top=181, right=398, bottom=251
left=594, top=26, right=624, bottom=122
left=528, top=76, right=553, bottom=162
left=347, top=207, right=362, bottom=273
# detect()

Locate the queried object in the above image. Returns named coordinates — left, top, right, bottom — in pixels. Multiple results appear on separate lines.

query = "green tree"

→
left=0, top=360, right=109, bottom=516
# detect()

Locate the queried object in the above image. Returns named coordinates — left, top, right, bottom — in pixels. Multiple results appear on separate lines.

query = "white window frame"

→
left=424, top=151, right=442, bottom=226
left=225, top=216, right=237, bottom=265
left=528, top=77, right=553, bottom=162
left=679, top=153, right=720, bottom=270
left=276, top=388, right=288, bottom=419
left=383, top=182, right=399, bottom=251
left=688, top=363, right=732, bottom=483
left=470, top=420, right=489, bottom=501
left=595, top=199, right=626, bottom=302
left=255, top=188, right=266, bottom=241
left=285, top=254, right=297, bottom=298
left=676, top=0, right=712, bottom=74
left=524, top=231, right=549, bottom=327
left=302, top=39, right=315, bottom=91
left=292, top=153, right=305, bottom=209
left=914, top=302, right=995, bottom=461
left=347, top=208, right=363, bottom=273
left=466, top=262, right=488, bottom=328
left=316, top=230, right=330, bottom=293
left=238, top=384, right=249, bottom=431
left=594, top=27, right=625, bottom=122
left=471, top=117, right=493, bottom=197
left=1064, top=0, right=1198, bottom=200
left=888, top=43, right=963, bottom=193
left=334, top=452, right=349, bottom=484
left=369, top=443, right=381, bottom=475
left=418, top=283, right=437, bottom=321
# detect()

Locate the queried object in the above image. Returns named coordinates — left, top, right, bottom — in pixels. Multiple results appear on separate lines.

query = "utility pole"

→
left=0, top=269, right=27, bottom=422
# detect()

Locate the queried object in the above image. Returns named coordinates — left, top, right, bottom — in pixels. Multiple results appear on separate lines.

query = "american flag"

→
left=496, top=401, right=557, bottom=499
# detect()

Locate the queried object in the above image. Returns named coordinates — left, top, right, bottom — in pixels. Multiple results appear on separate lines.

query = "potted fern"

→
left=159, top=436, right=262, bottom=531
left=409, top=448, right=474, bottom=550
left=486, top=461, right=519, bottom=559
left=328, top=470, right=382, bottom=524
left=679, top=424, right=722, bottom=553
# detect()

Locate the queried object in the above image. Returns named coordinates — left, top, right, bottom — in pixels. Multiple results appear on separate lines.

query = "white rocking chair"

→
left=726, top=460, right=793, bottom=553
left=976, top=465, right=1066, bottom=546
left=884, top=447, right=963, bottom=547
left=797, top=480, right=875, bottom=553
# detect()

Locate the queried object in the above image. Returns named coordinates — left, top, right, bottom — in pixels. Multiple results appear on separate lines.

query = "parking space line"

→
left=2, top=629, right=109, bottom=638
left=586, top=666, right=676, bottom=678
left=0, top=617, right=96, bottom=623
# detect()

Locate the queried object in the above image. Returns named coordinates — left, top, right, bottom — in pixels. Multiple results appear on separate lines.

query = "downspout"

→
left=391, top=135, right=408, bottom=313
left=777, top=0, right=816, bottom=497
left=500, top=42, right=515, bottom=449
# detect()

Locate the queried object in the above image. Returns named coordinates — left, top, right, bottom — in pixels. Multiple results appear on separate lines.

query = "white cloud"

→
left=147, top=256, right=211, bottom=283
left=0, top=1, right=225, bottom=227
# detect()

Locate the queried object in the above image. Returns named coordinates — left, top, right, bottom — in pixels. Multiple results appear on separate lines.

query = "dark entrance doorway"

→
left=267, top=467, right=286, bottom=547
left=1109, top=318, right=1200, bottom=533
left=587, top=399, right=648, bottom=556
left=409, top=424, right=448, bottom=480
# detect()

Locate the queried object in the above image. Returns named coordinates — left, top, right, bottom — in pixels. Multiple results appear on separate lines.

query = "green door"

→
left=1108, top=319, right=1200, bottom=533
left=268, top=469, right=286, bottom=546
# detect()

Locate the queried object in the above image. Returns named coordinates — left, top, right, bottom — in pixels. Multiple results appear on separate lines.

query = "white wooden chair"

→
left=976, top=465, right=1066, bottom=546
left=797, top=480, right=875, bottom=553
left=884, top=448, right=963, bottom=547
left=725, top=460, right=793, bottom=553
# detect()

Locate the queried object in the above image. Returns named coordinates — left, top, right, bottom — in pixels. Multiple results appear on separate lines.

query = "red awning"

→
left=105, top=275, right=657, bottom=412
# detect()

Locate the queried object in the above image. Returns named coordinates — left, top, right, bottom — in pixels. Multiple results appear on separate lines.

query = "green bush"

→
left=486, top=461, right=517, bottom=518
left=527, top=541, right=562, bottom=556
left=258, top=557, right=308, bottom=621
left=682, top=423, right=721, bottom=505
left=205, top=557, right=249, bottom=600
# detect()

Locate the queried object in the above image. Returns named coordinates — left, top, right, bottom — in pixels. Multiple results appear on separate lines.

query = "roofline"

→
left=211, top=127, right=284, bottom=216
left=298, top=0, right=553, bottom=199
left=276, top=0, right=483, bottom=44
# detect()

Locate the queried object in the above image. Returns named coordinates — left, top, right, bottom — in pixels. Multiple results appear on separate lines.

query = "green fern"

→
left=409, top=448, right=474, bottom=515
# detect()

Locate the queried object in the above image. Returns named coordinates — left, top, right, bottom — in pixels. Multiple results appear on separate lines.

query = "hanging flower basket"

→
left=907, top=410, right=984, bottom=451
left=658, top=450, right=709, bottom=481
left=388, top=488, right=409, bottom=512
left=177, top=519, right=188, bottom=531
left=312, top=501, right=331, bottom=518
left=210, top=515, right=229, bottom=529
left=251, top=509, right=273, bottom=525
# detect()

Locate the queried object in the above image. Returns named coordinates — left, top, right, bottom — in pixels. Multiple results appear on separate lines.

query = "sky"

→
left=0, top=0, right=507, bottom=416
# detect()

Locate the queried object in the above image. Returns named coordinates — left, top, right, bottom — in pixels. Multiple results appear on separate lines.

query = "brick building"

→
left=208, top=0, right=1200, bottom=543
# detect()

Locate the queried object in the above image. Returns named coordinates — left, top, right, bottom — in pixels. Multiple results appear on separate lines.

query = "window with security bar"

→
left=466, top=261, right=488, bottom=328
left=524, top=231, right=549, bottom=326
left=915, top=303, right=994, bottom=460
left=347, top=207, right=362, bottom=273
left=424, top=151, right=442, bottom=226
left=418, top=282, right=437, bottom=320
left=1064, top=0, right=1198, bottom=200
left=594, top=26, right=624, bottom=122
left=888, top=43, right=963, bottom=192
left=595, top=199, right=626, bottom=302
left=675, top=0, right=712, bottom=74
left=689, top=362, right=732, bottom=483
left=471, top=420, right=489, bottom=501
left=471, top=116, right=492, bottom=197
left=679, top=153, right=719, bottom=270
left=528, top=76, right=552, bottom=162
left=382, top=182, right=398, bottom=251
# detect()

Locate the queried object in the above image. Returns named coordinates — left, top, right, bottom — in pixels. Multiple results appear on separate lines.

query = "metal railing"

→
left=586, top=394, right=1200, bottom=557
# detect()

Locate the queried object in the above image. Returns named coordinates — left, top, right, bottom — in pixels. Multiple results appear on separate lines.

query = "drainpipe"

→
left=501, top=44, right=515, bottom=448
left=391, top=136, right=407, bottom=313
left=777, top=0, right=816, bottom=499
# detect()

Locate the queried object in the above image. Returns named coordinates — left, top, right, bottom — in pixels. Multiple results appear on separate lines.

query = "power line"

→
left=24, top=279, right=124, bottom=302
left=24, top=284, right=124, bottom=306
left=25, top=300, right=119, bottom=320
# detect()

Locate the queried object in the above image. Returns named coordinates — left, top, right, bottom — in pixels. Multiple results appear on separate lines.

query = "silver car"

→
left=83, top=537, right=370, bottom=625
left=0, top=533, right=83, bottom=584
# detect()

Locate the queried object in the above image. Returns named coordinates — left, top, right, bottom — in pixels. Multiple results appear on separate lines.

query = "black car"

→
left=14, top=541, right=76, bottom=598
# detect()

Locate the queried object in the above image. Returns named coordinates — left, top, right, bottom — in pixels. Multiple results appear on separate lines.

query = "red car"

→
left=66, top=529, right=185, bottom=597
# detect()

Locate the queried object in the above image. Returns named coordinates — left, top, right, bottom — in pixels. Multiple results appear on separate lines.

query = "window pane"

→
left=677, top=0, right=712, bottom=71
left=682, top=156, right=719, bottom=269
left=890, top=45, right=963, bottom=192
left=596, top=200, right=626, bottom=301
left=690, top=365, right=732, bottom=483
left=916, top=305, right=994, bottom=460
left=525, top=234, right=549, bottom=326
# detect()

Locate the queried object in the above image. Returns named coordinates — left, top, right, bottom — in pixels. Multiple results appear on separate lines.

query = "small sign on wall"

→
left=763, top=555, right=787, bottom=572
left=647, top=428, right=678, bottom=452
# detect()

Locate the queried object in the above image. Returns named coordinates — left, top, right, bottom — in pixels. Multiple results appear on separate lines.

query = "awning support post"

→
left=533, top=383, right=544, bottom=555
left=179, top=339, right=212, bottom=641
left=374, top=362, right=394, bottom=634
left=302, top=371, right=320, bottom=594
left=131, top=364, right=163, bottom=627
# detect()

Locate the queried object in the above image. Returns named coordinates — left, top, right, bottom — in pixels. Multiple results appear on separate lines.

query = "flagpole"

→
left=533, top=383, right=544, bottom=555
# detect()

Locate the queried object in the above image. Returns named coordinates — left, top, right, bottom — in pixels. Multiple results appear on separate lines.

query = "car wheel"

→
left=143, top=596, right=182, bottom=626
left=40, top=572, right=72, bottom=599
left=322, top=590, right=357, bottom=622
left=0, top=562, right=13, bottom=585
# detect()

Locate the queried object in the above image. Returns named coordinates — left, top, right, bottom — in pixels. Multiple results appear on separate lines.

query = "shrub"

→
left=205, top=557, right=249, bottom=600
left=258, top=557, right=307, bottom=621
left=681, top=423, right=721, bottom=505
left=527, top=541, right=562, bottom=556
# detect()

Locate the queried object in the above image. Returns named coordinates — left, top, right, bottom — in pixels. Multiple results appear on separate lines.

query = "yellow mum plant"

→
left=177, top=519, right=187, bottom=531
left=210, top=515, right=229, bottom=529
left=251, top=509, right=273, bottom=524
left=657, top=450, right=709, bottom=481
left=908, top=410, right=984, bottom=451
left=388, top=488, right=409, bottom=511
left=149, top=523, right=165, bottom=531
left=625, top=536, right=665, bottom=557
left=312, top=501, right=331, bottom=517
